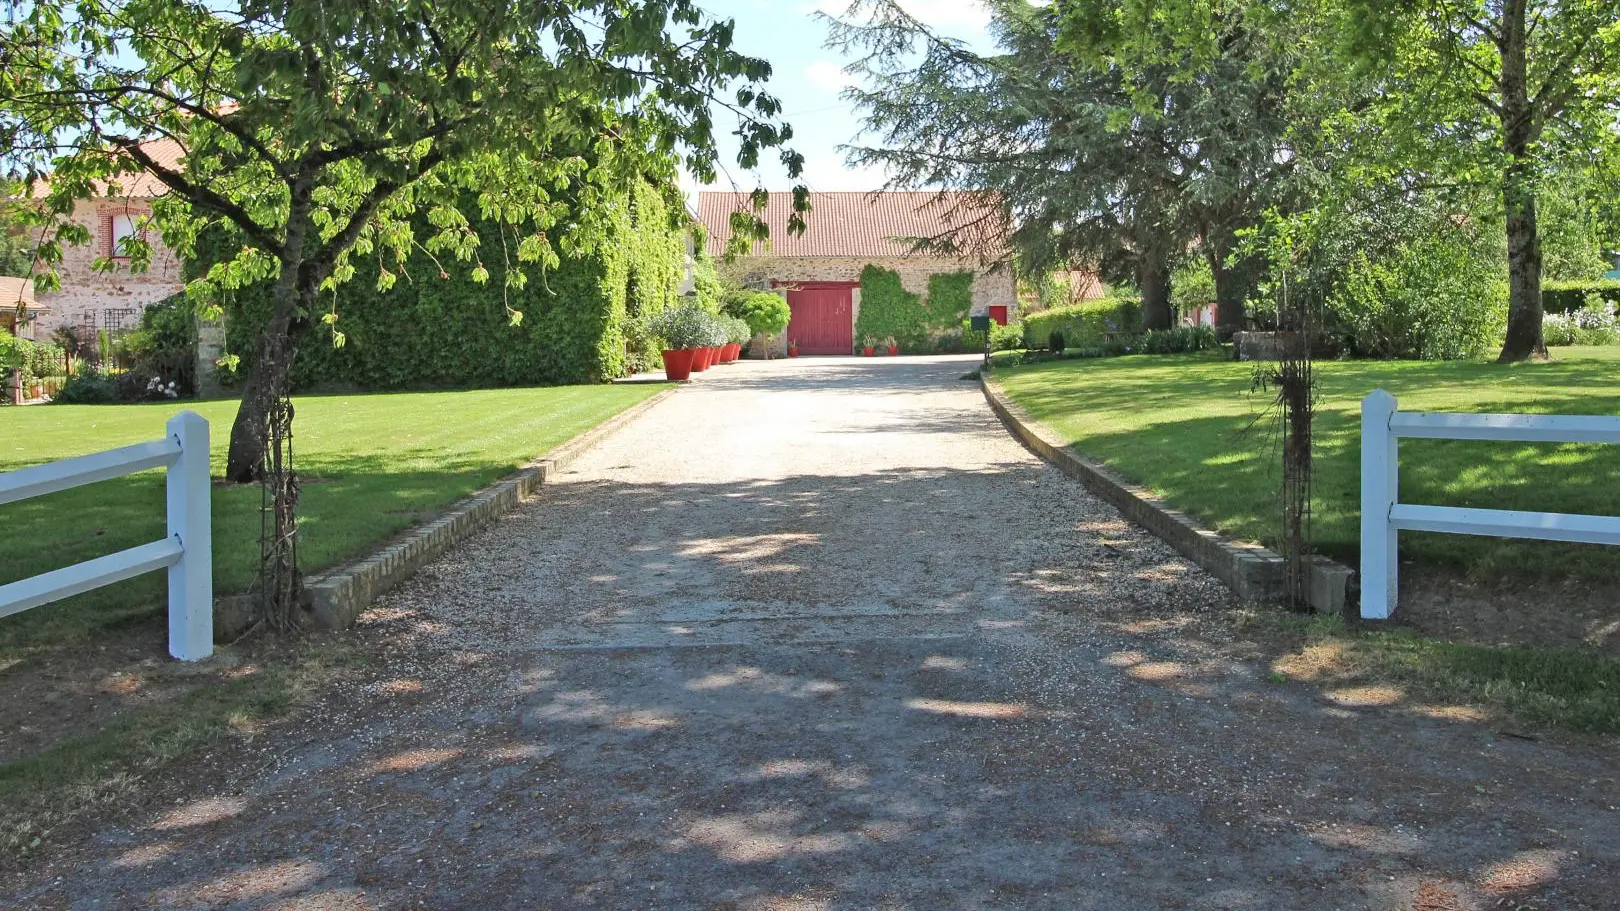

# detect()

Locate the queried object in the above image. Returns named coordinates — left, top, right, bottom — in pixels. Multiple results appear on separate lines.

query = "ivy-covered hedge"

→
left=855, top=266, right=980, bottom=352
left=1544, top=280, right=1620, bottom=314
left=1021, top=298, right=1143, bottom=350
left=196, top=178, right=687, bottom=391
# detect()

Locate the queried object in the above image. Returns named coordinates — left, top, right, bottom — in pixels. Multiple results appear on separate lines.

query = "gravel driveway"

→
left=8, top=355, right=1618, bottom=910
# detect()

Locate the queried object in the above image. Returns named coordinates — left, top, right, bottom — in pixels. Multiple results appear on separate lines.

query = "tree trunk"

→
left=1496, top=0, right=1546, bottom=362
left=223, top=282, right=302, bottom=482
left=1138, top=258, right=1173, bottom=331
left=1209, top=250, right=1247, bottom=339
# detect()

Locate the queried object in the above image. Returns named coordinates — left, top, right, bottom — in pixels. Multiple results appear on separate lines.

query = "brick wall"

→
left=33, top=199, right=184, bottom=333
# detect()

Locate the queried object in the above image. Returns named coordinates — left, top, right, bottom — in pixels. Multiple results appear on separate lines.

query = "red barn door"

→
left=785, top=286, right=854, bottom=355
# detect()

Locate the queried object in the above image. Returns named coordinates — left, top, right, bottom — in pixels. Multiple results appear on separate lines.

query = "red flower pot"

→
left=692, top=347, right=711, bottom=371
left=862, top=347, right=875, bottom=356
left=887, top=346, right=899, bottom=356
left=723, top=343, right=740, bottom=363
left=661, top=349, right=695, bottom=382
left=788, top=347, right=799, bottom=358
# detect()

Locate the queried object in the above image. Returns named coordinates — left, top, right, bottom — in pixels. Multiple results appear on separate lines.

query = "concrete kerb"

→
left=298, top=386, right=679, bottom=631
left=979, top=373, right=1353, bottom=613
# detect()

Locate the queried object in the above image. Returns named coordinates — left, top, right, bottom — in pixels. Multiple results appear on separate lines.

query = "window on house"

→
left=109, top=212, right=142, bottom=258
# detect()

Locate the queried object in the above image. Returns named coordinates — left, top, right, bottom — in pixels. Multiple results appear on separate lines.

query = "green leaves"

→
left=4, top=0, right=807, bottom=347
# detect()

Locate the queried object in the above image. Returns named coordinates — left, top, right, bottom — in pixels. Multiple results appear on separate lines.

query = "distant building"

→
left=698, top=191, right=1015, bottom=356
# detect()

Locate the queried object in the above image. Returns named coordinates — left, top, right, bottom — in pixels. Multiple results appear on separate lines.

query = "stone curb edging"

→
left=979, top=373, right=1352, bottom=612
left=301, top=386, right=679, bottom=631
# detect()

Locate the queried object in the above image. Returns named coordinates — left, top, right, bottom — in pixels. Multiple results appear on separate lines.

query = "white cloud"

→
left=804, top=59, right=854, bottom=93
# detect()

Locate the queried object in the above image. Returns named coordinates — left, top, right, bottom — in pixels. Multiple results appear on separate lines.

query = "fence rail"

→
left=1360, top=389, right=1620, bottom=619
left=0, top=412, right=213, bottom=660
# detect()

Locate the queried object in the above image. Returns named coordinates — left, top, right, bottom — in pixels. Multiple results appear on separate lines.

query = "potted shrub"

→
left=861, top=336, right=876, bottom=356
left=726, top=316, right=751, bottom=363
left=647, top=303, right=709, bottom=381
left=723, top=290, right=791, bottom=360
left=884, top=336, right=899, bottom=356
left=787, top=339, right=799, bottom=358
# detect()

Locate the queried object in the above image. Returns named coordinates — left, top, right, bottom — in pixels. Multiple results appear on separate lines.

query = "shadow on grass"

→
left=999, top=352, right=1620, bottom=584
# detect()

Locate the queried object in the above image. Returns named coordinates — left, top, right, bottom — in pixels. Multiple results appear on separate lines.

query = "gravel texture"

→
left=6, top=354, right=1619, bottom=910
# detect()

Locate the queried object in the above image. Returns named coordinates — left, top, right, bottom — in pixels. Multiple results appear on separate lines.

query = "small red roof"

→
left=698, top=190, right=1007, bottom=259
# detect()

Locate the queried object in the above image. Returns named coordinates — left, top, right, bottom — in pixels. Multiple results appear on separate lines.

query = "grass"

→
left=0, top=639, right=360, bottom=854
left=0, top=384, right=664, bottom=651
left=995, top=345, right=1620, bottom=583
left=1260, top=613, right=1620, bottom=735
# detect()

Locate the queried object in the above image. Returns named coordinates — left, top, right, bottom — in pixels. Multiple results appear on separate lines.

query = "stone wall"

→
left=33, top=199, right=185, bottom=333
left=719, top=256, right=1015, bottom=314
left=721, top=256, right=1015, bottom=358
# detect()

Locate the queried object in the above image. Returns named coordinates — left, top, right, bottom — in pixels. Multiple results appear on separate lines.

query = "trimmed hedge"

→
left=197, top=178, right=687, bottom=391
left=989, top=326, right=1219, bottom=368
left=1021, top=298, right=1143, bottom=350
left=1544, top=280, right=1620, bottom=315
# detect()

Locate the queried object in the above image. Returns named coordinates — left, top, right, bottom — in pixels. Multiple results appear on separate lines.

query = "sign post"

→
left=971, top=314, right=992, bottom=368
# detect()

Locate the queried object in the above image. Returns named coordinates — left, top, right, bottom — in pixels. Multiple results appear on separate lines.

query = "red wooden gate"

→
left=785, top=285, right=854, bottom=355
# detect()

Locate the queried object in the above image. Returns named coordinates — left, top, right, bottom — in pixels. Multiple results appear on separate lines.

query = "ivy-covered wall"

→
left=855, top=265, right=979, bottom=352
left=196, top=177, right=688, bottom=390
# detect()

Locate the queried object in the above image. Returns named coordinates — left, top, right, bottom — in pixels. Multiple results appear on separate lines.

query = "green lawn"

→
left=995, top=346, right=1620, bottom=583
left=0, top=384, right=663, bottom=649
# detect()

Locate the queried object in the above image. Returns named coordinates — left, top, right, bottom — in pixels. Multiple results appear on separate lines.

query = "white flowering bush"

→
left=1544, top=294, right=1620, bottom=346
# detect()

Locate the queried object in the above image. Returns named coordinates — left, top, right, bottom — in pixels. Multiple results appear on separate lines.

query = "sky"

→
left=681, top=0, right=997, bottom=202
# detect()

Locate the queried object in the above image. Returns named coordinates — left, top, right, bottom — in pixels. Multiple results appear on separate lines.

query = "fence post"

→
left=166, top=411, right=213, bottom=660
left=1360, top=389, right=1398, bottom=620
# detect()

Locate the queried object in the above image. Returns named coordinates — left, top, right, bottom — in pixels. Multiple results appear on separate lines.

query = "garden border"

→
left=980, top=373, right=1352, bottom=612
left=297, top=386, right=679, bottom=631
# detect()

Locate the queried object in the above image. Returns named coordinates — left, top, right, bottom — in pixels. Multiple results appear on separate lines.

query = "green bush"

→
left=198, top=178, right=685, bottom=390
left=646, top=302, right=716, bottom=350
left=53, top=365, right=121, bottom=404
left=1328, top=232, right=1507, bottom=360
left=961, top=318, right=1023, bottom=351
left=1138, top=326, right=1220, bottom=354
left=723, top=290, right=791, bottom=339
left=0, top=327, right=33, bottom=391
left=1544, top=280, right=1620, bottom=315
left=1544, top=294, right=1620, bottom=346
left=121, top=294, right=197, bottom=394
left=1021, top=298, right=1143, bottom=349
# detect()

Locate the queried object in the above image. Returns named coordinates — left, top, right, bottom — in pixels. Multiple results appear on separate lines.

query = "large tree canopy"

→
left=1338, top=0, right=1620, bottom=361
left=1, top=0, right=805, bottom=625
left=827, top=0, right=1319, bottom=333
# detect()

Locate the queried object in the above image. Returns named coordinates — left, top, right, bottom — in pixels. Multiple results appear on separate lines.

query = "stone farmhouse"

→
left=698, top=191, right=1016, bottom=356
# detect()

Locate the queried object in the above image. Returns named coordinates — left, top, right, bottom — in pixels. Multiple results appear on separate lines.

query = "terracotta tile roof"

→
left=29, top=136, right=186, bottom=199
left=698, top=190, right=1007, bottom=259
left=0, top=276, right=44, bottom=312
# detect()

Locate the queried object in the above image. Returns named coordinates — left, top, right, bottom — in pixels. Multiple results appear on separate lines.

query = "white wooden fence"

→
left=1360, top=389, right=1620, bottom=619
left=0, top=411, right=213, bottom=660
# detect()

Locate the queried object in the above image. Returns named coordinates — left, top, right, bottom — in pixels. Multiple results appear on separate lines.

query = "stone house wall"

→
left=718, top=255, right=1016, bottom=357
left=32, top=199, right=185, bottom=334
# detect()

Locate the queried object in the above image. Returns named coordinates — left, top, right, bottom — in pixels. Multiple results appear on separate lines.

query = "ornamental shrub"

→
left=1544, top=294, right=1620, bottom=346
left=122, top=294, right=197, bottom=395
left=724, top=290, right=791, bottom=338
left=1020, top=298, right=1143, bottom=349
left=647, top=302, right=713, bottom=350
left=724, top=316, right=752, bottom=346
left=53, top=364, right=121, bottom=404
left=1543, top=280, right=1620, bottom=315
